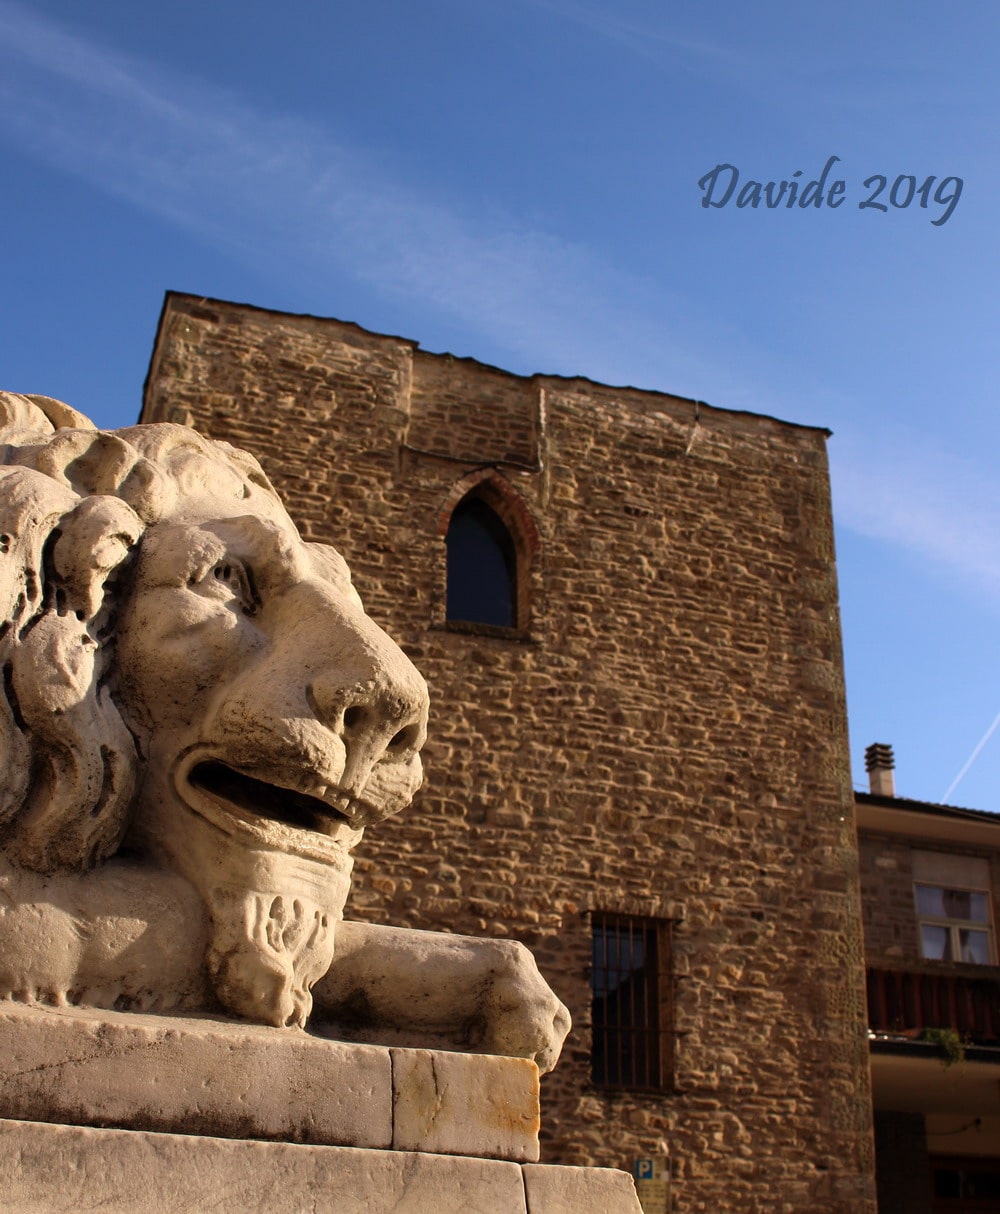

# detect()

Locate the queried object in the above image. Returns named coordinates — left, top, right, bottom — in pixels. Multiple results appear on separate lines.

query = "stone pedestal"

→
left=0, top=1004, right=642, bottom=1212
left=0, top=1119, right=642, bottom=1213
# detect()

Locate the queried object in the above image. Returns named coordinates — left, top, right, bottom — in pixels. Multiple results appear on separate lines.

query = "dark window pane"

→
left=446, top=497, right=516, bottom=627
left=933, top=1168, right=961, bottom=1199
left=942, top=888, right=974, bottom=920
left=967, top=1169, right=1000, bottom=1198
left=915, top=884, right=989, bottom=924
left=920, top=924, right=950, bottom=960
left=959, top=929, right=991, bottom=964
left=915, top=885, right=946, bottom=917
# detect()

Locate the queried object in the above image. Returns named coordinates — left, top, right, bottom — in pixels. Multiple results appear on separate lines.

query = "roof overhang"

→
left=871, top=1043, right=1000, bottom=1115
left=857, top=800, right=1000, bottom=848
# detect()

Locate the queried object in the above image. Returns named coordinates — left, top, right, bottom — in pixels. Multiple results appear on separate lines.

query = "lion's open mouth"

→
left=189, top=760, right=353, bottom=836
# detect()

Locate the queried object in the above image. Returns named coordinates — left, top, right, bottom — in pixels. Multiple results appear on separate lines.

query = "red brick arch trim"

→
left=436, top=470, right=540, bottom=632
left=435, top=470, right=540, bottom=556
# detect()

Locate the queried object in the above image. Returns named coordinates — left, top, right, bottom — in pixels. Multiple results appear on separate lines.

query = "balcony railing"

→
left=867, top=967, right=1000, bottom=1044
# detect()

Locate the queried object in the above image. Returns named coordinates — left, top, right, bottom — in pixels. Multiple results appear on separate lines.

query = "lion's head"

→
left=0, top=391, right=428, bottom=1026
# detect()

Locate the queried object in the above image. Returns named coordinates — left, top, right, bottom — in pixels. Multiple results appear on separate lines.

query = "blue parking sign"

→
left=635, top=1159, right=654, bottom=1180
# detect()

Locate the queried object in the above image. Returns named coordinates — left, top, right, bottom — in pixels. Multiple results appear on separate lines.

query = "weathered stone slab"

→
left=522, top=1162, right=644, bottom=1212
left=0, top=1118, right=529, bottom=1214
left=0, top=1001, right=392, bottom=1148
left=0, top=1002, right=542, bottom=1162
left=392, top=1047, right=539, bottom=1161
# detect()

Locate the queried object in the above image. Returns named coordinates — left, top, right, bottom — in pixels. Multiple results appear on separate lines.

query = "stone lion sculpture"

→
left=0, top=391, right=569, bottom=1071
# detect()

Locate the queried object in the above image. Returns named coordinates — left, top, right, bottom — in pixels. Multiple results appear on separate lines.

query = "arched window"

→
left=446, top=494, right=517, bottom=628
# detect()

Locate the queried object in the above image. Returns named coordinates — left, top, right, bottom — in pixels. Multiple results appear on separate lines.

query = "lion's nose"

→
left=308, top=645, right=428, bottom=799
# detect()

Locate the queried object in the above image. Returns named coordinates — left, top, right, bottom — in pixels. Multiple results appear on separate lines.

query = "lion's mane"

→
left=0, top=391, right=286, bottom=874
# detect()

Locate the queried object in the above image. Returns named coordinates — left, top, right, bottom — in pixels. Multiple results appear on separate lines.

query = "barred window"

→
left=591, top=913, right=673, bottom=1090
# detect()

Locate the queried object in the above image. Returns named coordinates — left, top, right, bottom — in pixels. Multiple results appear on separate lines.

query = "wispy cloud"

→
left=0, top=0, right=726, bottom=396
left=830, top=426, right=1000, bottom=601
left=0, top=2, right=997, bottom=616
left=504, top=0, right=742, bottom=69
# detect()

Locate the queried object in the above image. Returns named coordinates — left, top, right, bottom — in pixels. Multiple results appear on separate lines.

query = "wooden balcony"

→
left=867, top=967, right=1000, bottom=1044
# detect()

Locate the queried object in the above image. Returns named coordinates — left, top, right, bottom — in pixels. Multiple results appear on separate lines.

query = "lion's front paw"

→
left=480, top=941, right=571, bottom=1074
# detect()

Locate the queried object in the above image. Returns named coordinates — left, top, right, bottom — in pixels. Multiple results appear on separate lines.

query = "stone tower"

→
left=142, top=292, right=876, bottom=1213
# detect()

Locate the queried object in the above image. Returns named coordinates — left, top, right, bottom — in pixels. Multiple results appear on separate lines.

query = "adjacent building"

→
left=142, top=291, right=875, bottom=1212
left=860, top=744, right=1000, bottom=1214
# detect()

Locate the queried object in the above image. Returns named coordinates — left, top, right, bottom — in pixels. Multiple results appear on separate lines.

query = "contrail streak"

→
left=942, top=710, right=1000, bottom=803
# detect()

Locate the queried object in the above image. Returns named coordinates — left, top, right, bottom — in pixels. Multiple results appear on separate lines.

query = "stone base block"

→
left=0, top=1119, right=643, bottom=1213
left=0, top=1001, right=538, bottom=1161
left=391, top=1047, right=538, bottom=1159
left=523, top=1162, right=646, bottom=1212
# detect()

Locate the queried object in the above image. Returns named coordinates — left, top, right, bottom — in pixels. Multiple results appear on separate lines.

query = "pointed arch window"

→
left=446, top=494, right=517, bottom=628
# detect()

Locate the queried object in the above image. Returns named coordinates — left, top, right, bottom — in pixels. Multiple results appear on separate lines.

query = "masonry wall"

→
left=142, top=292, right=875, bottom=1214
left=860, top=835, right=922, bottom=964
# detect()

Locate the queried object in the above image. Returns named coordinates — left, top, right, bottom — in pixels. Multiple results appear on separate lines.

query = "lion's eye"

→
left=210, top=561, right=260, bottom=617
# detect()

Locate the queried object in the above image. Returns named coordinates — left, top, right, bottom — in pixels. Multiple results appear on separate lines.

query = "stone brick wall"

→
left=859, top=835, right=921, bottom=964
left=142, top=292, right=875, bottom=1213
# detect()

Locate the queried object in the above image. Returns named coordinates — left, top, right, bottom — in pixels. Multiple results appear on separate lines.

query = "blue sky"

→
left=1, top=0, right=997, bottom=807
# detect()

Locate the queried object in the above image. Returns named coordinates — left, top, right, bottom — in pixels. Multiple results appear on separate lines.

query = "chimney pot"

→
left=865, top=742, right=895, bottom=797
